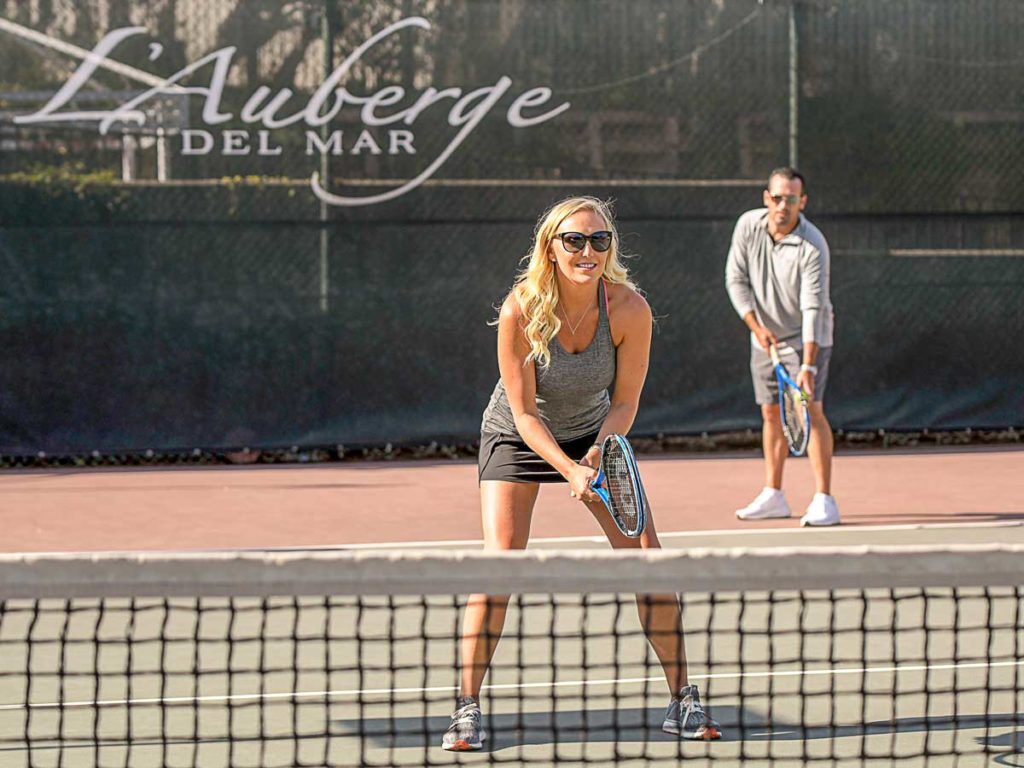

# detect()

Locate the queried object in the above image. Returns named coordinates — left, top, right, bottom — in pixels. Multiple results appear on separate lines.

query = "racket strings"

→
left=602, top=448, right=640, bottom=529
left=782, top=387, right=808, bottom=451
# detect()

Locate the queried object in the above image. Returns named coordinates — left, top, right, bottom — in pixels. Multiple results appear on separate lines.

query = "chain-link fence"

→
left=0, top=0, right=1021, bottom=455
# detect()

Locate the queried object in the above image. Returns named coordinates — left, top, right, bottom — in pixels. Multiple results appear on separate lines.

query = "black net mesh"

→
left=0, top=548, right=1022, bottom=766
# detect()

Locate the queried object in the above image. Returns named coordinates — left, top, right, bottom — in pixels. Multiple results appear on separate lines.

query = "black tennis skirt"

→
left=478, top=429, right=599, bottom=483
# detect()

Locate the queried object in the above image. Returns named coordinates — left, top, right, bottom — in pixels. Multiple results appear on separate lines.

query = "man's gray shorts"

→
left=751, top=343, right=832, bottom=405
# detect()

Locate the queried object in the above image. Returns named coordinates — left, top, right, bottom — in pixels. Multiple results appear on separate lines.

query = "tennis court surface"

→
left=1, top=545, right=1022, bottom=767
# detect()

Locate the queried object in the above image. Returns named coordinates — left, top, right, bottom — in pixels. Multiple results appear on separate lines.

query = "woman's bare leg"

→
left=459, top=480, right=539, bottom=697
left=585, top=501, right=686, bottom=695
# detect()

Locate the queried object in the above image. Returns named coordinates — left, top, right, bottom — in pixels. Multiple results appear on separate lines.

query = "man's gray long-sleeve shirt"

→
left=725, top=208, right=834, bottom=348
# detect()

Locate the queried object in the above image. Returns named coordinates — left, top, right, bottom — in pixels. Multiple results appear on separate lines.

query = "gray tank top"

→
left=481, top=281, right=616, bottom=441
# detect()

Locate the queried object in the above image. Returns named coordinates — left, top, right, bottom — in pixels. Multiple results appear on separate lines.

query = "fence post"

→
left=788, top=0, right=799, bottom=168
left=318, top=1, right=335, bottom=314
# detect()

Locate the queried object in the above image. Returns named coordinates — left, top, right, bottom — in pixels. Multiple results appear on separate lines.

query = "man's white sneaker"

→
left=735, top=487, right=792, bottom=520
left=800, top=493, right=840, bottom=526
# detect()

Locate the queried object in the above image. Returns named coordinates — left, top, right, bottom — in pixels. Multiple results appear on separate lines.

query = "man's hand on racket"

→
left=796, top=367, right=815, bottom=399
left=753, top=324, right=777, bottom=351
left=567, top=463, right=600, bottom=502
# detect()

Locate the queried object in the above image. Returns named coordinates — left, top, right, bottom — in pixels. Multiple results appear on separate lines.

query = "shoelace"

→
left=683, top=695, right=706, bottom=721
left=451, top=704, right=481, bottom=726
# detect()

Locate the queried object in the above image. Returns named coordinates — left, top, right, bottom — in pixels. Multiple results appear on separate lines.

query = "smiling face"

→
left=549, top=209, right=612, bottom=287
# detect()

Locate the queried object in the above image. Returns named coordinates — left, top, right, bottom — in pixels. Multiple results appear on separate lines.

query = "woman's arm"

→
left=496, top=296, right=598, bottom=499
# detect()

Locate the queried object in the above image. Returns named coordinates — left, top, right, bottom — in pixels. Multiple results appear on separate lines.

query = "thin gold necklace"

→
left=560, top=302, right=594, bottom=336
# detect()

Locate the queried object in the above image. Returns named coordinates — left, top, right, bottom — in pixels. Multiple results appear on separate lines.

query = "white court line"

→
left=319, top=519, right=1024, bottom=551
left=5, top=659, right=1022, bottom=711
left=14, top=519, right=1023, bottom=559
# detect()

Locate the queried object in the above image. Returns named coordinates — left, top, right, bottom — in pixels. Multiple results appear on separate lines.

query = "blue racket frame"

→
left=589, top=434, right=649, bottom=538
left=770, top=344, right=811, bottom=457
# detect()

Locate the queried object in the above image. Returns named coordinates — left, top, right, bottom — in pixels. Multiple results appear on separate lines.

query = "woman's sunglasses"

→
left=554, top=231, right=613, bottom=253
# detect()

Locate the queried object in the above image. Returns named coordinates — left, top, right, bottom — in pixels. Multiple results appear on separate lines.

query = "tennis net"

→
left=1, top=546, right=1022, bottom=766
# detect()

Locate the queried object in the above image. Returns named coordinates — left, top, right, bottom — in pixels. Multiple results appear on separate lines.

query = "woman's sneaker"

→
left=441, top=696, right=486, bottom=751
left=662, top=685, right=722, bottom=740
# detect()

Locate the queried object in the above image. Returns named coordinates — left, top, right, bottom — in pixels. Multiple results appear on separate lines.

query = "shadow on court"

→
left=334, top=707, right=1024, bottom=751
left=981, top=730, right=1024, bottom=766
left=6, top=713, right=1018, bottom=763
left=845, top=510, right=1024, bottom=524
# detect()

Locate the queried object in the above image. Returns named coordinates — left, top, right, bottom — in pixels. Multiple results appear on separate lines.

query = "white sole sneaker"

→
left=737, top=489, right=790, bottom=520
left=800, top=494, right=840, bottom=526
left=737, top=507, right=791, bottom=520
left=736, top=495, right=792, bottom=520
left=800, top=514, right=839, bottom=527
left=441, top=730, right=487, bottom=751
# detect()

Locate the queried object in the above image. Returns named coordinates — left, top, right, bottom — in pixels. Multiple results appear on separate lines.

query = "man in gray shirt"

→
left=725, top=167, right=839, bottom=526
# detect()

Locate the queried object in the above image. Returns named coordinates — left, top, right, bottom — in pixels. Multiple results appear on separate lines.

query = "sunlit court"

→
left=1, top=1, right=1022, bottom=766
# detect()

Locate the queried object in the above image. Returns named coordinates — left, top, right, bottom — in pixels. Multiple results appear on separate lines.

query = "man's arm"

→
left=798, top=237, right=828, bottom=345
left=797, top=341, right=819, bottom=397
left=743, top=310, right=776, bottom=351
left=725, top=216, right=755, bottom=320
left=726, top=216, right=776, bottom=350
left=797, top=238, right=829, bottom=396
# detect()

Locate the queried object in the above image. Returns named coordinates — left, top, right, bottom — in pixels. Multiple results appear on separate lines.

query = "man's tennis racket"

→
left=769, top=343, right=810, bottom=456
left=589, top=434, right=648, bottom=538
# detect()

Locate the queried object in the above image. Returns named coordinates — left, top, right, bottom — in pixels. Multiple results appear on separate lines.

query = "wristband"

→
left=800, top=363, right=818, bottom=375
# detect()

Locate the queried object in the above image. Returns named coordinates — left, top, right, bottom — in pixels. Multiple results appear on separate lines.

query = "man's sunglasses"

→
left=554, top=231, right=613, bottom=253
left=767, top=193, right=802, bottom=206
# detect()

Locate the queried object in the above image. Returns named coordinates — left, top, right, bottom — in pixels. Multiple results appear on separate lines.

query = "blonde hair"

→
left=510, top=196, right=636, bottom=368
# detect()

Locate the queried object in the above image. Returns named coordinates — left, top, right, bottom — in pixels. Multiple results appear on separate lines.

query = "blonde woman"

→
left=441, top=197, right=721, bottom=751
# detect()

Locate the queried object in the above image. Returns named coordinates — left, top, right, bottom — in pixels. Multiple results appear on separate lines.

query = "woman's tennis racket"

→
left=589, top=434, right=648, bottom=538
left=769, top=343, right=810, bottom=456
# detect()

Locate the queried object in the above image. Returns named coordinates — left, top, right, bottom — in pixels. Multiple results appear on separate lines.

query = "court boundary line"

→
left=6, top=659, right=1022, bottom=711
left=11, top=520, right=1022, bottom=558
left=284, top=519, right=1024, bottom=552
left=9, top=524, right=1024, bottom=561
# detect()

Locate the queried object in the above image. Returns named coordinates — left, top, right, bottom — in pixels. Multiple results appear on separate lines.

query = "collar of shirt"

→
left=759, top=210, right=805, bottom=245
